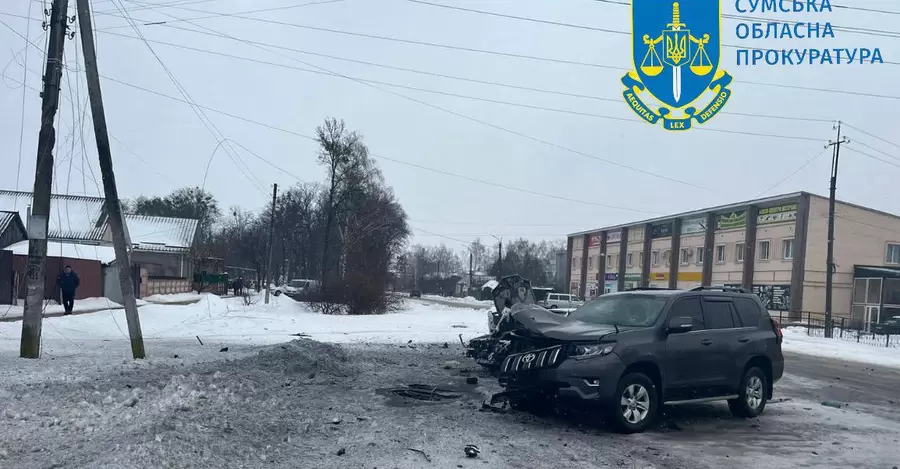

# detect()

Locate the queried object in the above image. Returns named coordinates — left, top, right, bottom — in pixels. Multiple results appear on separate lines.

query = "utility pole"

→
left=264, top=183, right=278, bottom=304
left=20, top=0, right=70, bottom=359
left=491, top=235, right=503, bottom=281
left=824, top=121, right=849, bottom=339
left=466, top=248, right=475, bottom=296
left=76, top=0, right=145, bottom=359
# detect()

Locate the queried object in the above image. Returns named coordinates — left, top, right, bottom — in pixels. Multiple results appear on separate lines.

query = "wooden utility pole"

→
left=264, top=183, right=278, bottom=304
left=824, top=121, right=849, bottom=339
left=20, top=0, right=70, bottom=358
left=468, top=250, right=473, bottom=297
left=76, top=0, right=145, bottom=358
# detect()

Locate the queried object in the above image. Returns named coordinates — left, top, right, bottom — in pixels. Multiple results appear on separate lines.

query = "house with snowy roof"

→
left=0, top=190, right=200, bottom=303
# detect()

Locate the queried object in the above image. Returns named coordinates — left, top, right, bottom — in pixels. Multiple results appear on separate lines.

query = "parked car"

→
left=409, top=289, right=422, bottom=298
left=874, top=316, right=900, bottom=335
left=273, top=279, right=318, bottom=297
left=492, top=286, right=784, bottom=434
left=538, top=292, right=583, bottom=309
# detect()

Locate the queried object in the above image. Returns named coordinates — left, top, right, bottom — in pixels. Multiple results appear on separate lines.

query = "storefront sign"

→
left=757, top=204, right=798, bottom=225
left=681, top=216, right=706, bottom=235
left=677, top=271, right=703, bottom=282
left=589, top=234, right=602, bottom=247
left=649, top=272, right=668, bottom=281
left=604, top=273, right=618, bottom=281
left=716, top=211, right=747, bottom=230
left=624, top=273, right=642, bottom=282
left=607, top=230, right=622, bottom=244
left=650, top=222, right=673, bottom=239
left=726, top=284, right=792, bottom=311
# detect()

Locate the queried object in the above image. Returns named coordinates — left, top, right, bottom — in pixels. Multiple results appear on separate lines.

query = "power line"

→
left=842, top=123, right=900, bottom=152
left=14, top=0, right=36, bottom=199
left=110, top=2, right=711, bottom=191
left=51, top=65, right=664, bottom=215
left=844, top=146, right=900, bottom=170
left=3, top=8, right=899, bottom=101
left=588, top=0, right=900, bottom=37
left=96, top=29, right=826, bottom=143
left=755, top=149, right=827, bottom=198
left=852, top=139, right=900, bottom=163
left=103, top=21, right=833, bottom=125
left=106, top=0, right=268, bottom=195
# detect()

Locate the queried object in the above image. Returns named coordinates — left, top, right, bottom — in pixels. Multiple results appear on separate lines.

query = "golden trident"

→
left=639, top=2, right=713, bottom=103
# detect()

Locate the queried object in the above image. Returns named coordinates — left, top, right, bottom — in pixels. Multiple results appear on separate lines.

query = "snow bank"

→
left=782, top=326, right=900, bottom=370
left=0, top=297, right=147, bottom=321
left=142, top=292, right=205, bottom=304
left=421, top=294, right=492, bottom=307
left=0, top=295, right=490, bottom=356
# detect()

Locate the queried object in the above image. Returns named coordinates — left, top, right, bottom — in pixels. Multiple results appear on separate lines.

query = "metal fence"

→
left=769, top=310, right=900, bottom=348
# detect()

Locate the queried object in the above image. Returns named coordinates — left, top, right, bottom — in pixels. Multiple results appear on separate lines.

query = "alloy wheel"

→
left=620, top=384, right=650, bottom=424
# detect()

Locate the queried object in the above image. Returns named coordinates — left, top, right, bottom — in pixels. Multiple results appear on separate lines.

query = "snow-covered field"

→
left=421, top=294, right=493, bottom=307
left=0, top=293, right=489, bottom=358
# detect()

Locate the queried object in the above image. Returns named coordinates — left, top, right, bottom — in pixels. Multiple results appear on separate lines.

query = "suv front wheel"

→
left=607, top=372, right=658, bottom=434
left=728, top=367, right=768, bottom=418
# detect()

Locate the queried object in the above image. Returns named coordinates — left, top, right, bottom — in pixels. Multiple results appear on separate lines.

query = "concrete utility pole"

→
left=76, top=0, right=145, bottom=359
left=20, top=0, right=70, bottom=359
left=264, top=183, right=278, bottom=304
left=824, top=121, right=850, bottom=339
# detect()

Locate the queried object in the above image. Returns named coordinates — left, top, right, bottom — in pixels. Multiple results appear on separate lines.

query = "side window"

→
left=549, top=294, right=557, bottom=301
left=732, top=297, right=762, bottom=327
left=702, top=299, right=736, bottom=329
left=667, top=297, right=704, bottom=330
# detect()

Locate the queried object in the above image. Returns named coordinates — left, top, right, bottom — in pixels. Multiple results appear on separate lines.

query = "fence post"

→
left=856, top=329, right=860, bottom=343
left=840, top=317, right=845, bottom=338
left=887, top=334, right=891, bottom=348
left=806, top=311, right=811, bottom=335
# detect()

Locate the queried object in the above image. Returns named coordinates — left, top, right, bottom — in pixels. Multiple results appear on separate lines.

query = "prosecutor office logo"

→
left=622, top=0, right=733, bottom=131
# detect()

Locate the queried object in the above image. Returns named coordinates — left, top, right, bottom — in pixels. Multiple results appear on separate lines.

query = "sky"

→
left=1, top=0, right=898, bottom=252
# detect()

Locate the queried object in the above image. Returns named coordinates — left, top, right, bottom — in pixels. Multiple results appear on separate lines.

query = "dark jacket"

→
left=57, top=271, right=80, bottom=294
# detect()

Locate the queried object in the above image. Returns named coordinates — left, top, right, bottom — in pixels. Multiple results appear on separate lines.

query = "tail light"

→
left=770, top=317, right=783, bottom=345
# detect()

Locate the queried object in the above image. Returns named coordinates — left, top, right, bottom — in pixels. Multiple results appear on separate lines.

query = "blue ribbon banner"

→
left=621, top=71, right=733, bottom=131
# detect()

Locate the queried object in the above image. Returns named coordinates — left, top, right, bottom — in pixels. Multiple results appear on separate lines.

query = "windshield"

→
left=567, top=294, right=668, bottom=327
left=289, top=280, right=307, bottom=288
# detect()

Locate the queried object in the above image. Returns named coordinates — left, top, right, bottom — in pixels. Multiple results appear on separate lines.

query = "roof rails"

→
left=689, top=286, right=752, bottom=294
left=624, top=287, right=679, bottom=291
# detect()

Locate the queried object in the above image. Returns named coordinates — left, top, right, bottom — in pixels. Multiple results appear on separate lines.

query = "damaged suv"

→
left=491, top=286, right=784, bottom=434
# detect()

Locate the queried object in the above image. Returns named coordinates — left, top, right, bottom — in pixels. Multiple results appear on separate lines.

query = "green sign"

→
left=716, top=211, right=747, bottom=230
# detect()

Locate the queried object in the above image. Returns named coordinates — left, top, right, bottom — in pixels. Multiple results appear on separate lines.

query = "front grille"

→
left=501, top=345, right=564, bottom=373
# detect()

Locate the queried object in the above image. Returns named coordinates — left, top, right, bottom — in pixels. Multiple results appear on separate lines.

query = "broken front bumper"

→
left=498, top=348, right=624, bottom=403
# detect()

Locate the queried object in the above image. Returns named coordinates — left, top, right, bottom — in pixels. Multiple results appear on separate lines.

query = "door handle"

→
left=738, top=337, right=749, bottom=343
left=701, top=339, right=713, bottom=346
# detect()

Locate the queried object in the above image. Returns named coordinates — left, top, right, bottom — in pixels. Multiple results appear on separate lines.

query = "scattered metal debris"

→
left=384, top=384, right=462, bottom=402
left=406, top=447, right=432, bottom=462
left=195, top=335, right=203, bottom=346
left=464, top=444, right=481, bottom=458
left=821, top=401, right=844, bottom=409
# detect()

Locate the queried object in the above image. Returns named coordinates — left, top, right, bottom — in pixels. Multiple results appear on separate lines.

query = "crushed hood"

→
left=508, top=304, right=617, bottom=341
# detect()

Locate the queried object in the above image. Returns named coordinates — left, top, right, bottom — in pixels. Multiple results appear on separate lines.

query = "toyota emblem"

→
left=522, top=353, right=536, bottom=364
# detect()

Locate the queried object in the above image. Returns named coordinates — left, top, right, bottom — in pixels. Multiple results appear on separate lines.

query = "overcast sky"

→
left=1, top=0, right=897, bottom=250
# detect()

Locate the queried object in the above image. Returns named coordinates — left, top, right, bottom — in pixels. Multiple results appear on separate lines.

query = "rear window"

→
left=569, top=294, right=668, bottom=327
left=732, top=297, right=762, bottom=327
left=701, top=299, right=736, bottom=329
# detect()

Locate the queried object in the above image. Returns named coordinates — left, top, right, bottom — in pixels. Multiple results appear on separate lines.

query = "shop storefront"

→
left=604, top=273, right=618, bottom=294
left=624, top=273, right=641, bottom=290
left=851, top=266, right=900, bottom=332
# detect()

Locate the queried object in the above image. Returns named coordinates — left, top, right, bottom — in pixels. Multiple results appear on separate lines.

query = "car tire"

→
left=607, top=372, right=658, bottom=434
left=550, top=305, right=557, bottom=309
left=728, top=367, right=768, bottom=418
left=273, top=290, right=282, bottom=297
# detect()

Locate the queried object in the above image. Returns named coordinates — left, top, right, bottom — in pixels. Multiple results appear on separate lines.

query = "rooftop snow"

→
left=3, top=240, right=117, bottom=264
left=0, top=190, right=108, bottom=241
left=124, top=214, right=198, bottom=252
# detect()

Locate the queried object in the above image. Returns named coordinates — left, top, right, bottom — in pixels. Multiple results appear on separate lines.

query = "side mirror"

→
left=668, top=316, right=693, bottom=333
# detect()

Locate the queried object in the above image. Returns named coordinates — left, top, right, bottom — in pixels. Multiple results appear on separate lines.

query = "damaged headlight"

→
left=572, top=343, right=615, bottom=359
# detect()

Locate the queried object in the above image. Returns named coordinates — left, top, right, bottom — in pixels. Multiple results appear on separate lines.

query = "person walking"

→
left=57, top=265, right=80, bottom=315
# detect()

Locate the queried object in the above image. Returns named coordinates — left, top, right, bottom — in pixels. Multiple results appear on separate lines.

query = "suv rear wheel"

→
left=728, top=367, right=768, bottom=418
left=607, top=372, right=658, bottom=434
